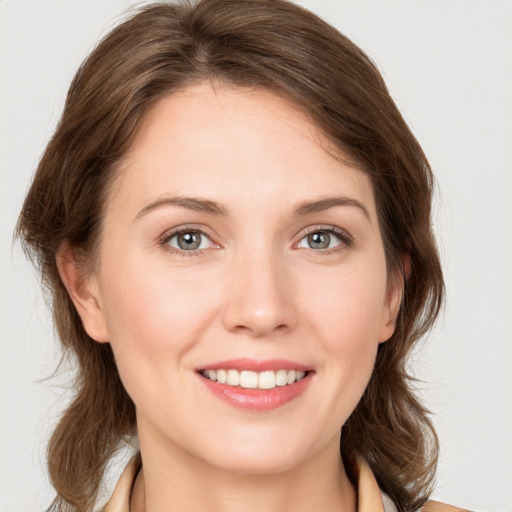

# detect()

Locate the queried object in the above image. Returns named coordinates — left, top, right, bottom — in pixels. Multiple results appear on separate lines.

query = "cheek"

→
left=300, top=261, right=387, bottom=410
left=304, top=261, right=389, bottom=347
left=97, top=261, right=222, bottom=422
left=99, top=261, right=219, bottom=366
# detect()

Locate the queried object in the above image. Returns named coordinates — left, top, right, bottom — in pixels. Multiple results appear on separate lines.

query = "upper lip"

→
left=198, top=358, right=313, bottom=372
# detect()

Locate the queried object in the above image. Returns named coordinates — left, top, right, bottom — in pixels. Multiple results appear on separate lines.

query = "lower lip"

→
left=199, top=373, right=313, bottom=411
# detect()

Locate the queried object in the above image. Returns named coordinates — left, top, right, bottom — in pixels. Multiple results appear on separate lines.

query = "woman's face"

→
left=77, top=82, right=401, bottom=474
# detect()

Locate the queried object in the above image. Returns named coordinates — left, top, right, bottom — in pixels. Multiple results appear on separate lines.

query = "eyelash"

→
left=297, top=225, right=354, bottom=254
left=159, top=225, right=218, bottom=258
left=158, top=224, right=353, bottom=258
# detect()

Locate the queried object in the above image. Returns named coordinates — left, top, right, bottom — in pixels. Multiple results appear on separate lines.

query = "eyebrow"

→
left=135, top=196, right=228, bottom=220
left=293, top=197, right=371, bottom=221
left=135, top=195, right=371, bottom=221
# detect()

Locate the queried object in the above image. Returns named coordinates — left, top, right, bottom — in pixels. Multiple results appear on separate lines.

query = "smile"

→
left=200, top=369, right=307, bottom=389
left=197, top=360, right=314, bottom=411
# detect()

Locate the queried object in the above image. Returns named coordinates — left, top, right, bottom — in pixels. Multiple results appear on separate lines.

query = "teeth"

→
left=240, top=371, right=258, bottom=389
left=201, top=369, right=308, bottom=389
left=275, top=370, right=288, bottom=386
left=226, top=369, right=240, bottom=386
left=258, top=371, right=275, bottom=389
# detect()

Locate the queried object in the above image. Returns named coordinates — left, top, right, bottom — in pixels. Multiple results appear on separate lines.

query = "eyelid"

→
left=158, top=224, right=220, bottom=252
left=157, top=223, right=353, bottom=255
left=294, top=224, right=354, bottom=250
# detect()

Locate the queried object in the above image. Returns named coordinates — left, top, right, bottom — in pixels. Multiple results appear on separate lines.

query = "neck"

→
left=131, top=425, right=356, bottom=512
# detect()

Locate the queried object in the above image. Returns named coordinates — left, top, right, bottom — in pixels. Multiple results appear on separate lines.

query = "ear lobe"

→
left=56, top=243, right=110, bottom=343
left=378, top=267, right=405, bottom=344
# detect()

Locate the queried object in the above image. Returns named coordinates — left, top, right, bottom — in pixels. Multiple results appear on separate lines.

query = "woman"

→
left=16, top=1, right=466, bottom=511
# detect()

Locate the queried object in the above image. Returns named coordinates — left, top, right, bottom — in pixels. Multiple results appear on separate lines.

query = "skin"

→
left=58, top=82, right=402, bottom=512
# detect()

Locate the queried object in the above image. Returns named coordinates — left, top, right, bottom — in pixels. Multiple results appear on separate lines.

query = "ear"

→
left=56, top=243, right=110, bottom=343
left=377, top=255, right=408, bottom=343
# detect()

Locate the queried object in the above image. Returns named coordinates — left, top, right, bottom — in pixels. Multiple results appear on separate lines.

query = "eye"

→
left=165, top=230, right=213, bottom=251
left=297, top=228, right=348, bottom=250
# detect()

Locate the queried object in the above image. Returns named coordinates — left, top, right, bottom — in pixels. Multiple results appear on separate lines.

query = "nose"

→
left=222, top=249, right=297, bottom=338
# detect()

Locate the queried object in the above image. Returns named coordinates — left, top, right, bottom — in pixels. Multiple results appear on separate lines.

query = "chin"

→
left=191, top=427, right=316, bottom=476
left=210, top=446, right=307, bottom=476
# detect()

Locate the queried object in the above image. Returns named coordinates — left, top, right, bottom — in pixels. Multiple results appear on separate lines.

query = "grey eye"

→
left=167, top=231, right=211, bottom=251
left=298, top=230, right=342, bottom=250
left=308, top=232, right=330, bottom=249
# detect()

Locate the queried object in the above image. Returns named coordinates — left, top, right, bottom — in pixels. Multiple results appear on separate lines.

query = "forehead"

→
left=109, top=81, right=376, bottom=218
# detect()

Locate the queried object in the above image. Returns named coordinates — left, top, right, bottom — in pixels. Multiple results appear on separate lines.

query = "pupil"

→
left=308, top=231, right=330, bottom=249
left=178, top=232, right=201, bottom=250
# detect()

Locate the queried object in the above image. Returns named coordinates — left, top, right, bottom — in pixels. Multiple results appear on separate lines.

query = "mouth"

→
left=199, top=368, right=309, bottom=389
left=196, top=359, right=314, bottom=411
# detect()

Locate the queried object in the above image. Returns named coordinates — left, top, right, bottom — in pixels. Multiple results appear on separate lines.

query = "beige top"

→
left=102, top=454, right=468, bottom=512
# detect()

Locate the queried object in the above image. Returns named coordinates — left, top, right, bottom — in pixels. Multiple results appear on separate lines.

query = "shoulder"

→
left=382, top=495, right=470, bottom=512
left=357, top=457, right=470, bottom=512
left=421, top=500, right=473, bottom=512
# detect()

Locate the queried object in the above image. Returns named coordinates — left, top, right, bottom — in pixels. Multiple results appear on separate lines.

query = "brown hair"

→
left=16, top=1, right=444, bottom=510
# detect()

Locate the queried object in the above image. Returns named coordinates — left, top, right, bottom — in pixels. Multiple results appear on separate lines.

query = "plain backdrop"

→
left=1, top=1, right=511, bottom=511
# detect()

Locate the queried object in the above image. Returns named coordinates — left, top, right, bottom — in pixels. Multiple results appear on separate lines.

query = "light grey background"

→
left=1, top=1, right=511, bottom=511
